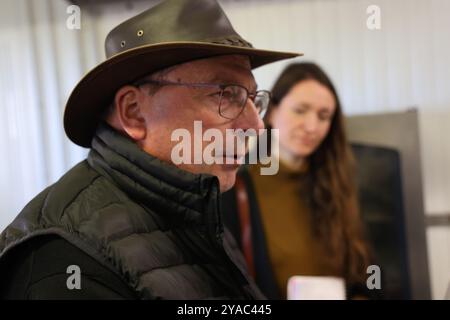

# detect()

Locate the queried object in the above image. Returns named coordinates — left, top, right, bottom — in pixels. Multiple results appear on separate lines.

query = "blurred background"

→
left=0, top=0, right=449, bottom=299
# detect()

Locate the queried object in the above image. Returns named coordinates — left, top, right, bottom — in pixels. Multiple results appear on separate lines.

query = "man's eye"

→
left=208, top=91, right=222, bottom=98
left=221, top=89, right=234, bottom=99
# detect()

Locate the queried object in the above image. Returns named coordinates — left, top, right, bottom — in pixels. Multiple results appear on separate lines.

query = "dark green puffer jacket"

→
left=0, top=124, right=264, bottom=300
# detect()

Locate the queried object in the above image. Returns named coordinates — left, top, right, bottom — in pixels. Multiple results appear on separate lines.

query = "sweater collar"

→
left=87, top=123, right=222, bottom=234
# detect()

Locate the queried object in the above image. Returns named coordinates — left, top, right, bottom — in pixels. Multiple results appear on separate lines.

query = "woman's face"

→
left=269, top=79, right=337, bottom=160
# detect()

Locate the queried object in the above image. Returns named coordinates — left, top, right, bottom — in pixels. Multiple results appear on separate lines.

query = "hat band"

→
left=206, top=35, right=254, bottom=49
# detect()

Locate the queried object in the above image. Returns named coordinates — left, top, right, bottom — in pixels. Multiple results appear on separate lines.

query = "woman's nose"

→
left=302, top=112, right=319, bottom=133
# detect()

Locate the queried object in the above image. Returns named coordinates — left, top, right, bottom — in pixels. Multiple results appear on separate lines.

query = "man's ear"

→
left=112, top=85, right=147, bottom=141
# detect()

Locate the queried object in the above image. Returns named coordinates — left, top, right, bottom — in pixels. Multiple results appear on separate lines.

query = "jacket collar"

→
left=88, top=123, right=222, bottom=236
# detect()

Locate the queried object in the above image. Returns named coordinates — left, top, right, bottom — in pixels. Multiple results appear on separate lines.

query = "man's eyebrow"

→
left=208, top=75, right=258, bottom=92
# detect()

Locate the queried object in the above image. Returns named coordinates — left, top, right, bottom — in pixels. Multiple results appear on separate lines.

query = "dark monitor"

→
left=352, top=143, right=411, bottom=299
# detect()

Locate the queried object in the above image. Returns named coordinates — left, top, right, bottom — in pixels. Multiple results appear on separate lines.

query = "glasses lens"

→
left=219, top=86, right=270, bottom=120
left=254, top=91, right=270, bottom=119
left=219, top=85, right=247, bottom=119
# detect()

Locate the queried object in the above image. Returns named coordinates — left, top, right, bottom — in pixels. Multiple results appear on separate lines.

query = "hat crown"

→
left=105, top=0, right=252, bottom=58
left=65, top=0, right=300, bottom=148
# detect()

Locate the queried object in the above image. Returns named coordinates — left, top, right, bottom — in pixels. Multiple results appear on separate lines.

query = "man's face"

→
left=134, top=55, right=264, bottom=192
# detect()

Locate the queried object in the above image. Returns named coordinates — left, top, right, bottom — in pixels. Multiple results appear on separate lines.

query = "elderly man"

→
left=0, top=0, right=299, bottom=299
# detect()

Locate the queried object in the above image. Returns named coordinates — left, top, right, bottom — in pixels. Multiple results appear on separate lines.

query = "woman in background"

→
left=222, top=62, right=373, bottom=299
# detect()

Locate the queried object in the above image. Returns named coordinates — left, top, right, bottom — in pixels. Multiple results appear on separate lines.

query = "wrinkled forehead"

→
left=203, top=56, right=255, bottom=87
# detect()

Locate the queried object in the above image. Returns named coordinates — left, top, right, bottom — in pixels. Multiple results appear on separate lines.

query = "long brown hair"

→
left=269, top=62, right=371, bottom=285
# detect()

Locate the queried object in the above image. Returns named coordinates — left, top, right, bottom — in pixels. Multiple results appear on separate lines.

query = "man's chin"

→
left=175, top=163, right=239, bottom=192
left=216, top=168, right=239, bottom=193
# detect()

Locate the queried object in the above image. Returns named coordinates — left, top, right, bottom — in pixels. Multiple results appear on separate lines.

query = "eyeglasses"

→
left=133, top=79, right=271, bottom=120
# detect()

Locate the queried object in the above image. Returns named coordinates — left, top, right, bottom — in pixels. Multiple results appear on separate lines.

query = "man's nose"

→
left=235, top=99, right=264, bottom=132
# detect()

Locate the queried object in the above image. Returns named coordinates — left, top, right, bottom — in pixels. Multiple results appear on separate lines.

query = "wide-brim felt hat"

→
left=64, top=0, right=302, bottom=147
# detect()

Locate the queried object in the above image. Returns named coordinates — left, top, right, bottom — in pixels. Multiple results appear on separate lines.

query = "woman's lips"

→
left=294, top=136, right=316, bottom=147
left=302, top=139, right=316, bottom=146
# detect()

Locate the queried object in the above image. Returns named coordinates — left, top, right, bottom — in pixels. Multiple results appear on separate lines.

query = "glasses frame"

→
left=133, top=79, right=271, bottom=120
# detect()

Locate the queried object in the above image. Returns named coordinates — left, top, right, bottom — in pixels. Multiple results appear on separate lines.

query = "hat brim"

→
left=64, top=42, right=302, bottom=147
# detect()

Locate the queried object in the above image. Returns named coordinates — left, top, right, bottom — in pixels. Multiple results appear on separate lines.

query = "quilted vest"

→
left=0, top=124, right=264, bottom=300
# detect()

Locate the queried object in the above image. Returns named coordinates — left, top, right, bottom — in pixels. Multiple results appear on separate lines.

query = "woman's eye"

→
left=319, top=113, right=332, bottom=121
left=294, top=108, right=306, bottom=114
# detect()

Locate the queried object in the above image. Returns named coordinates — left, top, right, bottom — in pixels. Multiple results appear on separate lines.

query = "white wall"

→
left=0, top=0, right=449, bottom=298
left=0, top=0, right=89, bottom=235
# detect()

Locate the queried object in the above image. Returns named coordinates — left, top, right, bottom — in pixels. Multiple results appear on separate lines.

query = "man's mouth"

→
left=215, top=154, right=245, bottom=164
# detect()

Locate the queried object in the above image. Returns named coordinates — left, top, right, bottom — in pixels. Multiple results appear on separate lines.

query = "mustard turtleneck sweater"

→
left=248, top=161, right=343, bottom=298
